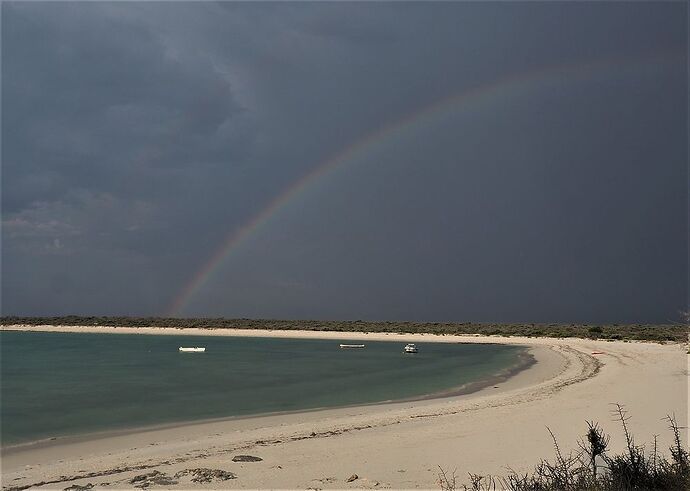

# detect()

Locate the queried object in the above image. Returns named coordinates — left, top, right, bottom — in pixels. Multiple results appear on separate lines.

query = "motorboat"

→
left=404, top=343, right=418, bottom=353
left=339, top=344, right=365, bottom=349
left=179, top=347, right=206, bottom=352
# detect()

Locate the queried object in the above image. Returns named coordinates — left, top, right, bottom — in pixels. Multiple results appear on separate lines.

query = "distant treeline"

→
left=1, top=316, right=688, bottom=343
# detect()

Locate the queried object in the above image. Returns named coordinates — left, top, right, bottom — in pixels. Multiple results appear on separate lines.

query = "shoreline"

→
left=1, top=326, right=686, bottom=490
left=1, top=326, right=536, bottom=451
left=1, top=323, right=549, bottom=342
left=1, top=351, right=535, bottom=455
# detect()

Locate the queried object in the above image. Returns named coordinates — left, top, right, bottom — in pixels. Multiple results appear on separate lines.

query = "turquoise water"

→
left=0, top=331, right=527, bottom=445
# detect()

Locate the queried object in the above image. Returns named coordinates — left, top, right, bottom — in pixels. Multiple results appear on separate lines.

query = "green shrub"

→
left=2, top=316, right=687, bottom=343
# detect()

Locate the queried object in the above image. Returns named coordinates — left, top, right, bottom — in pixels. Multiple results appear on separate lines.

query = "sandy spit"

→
left=0, top=324, right=687, bottom=490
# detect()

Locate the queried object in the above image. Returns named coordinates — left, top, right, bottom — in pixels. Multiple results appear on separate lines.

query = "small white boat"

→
left=179, top=347, right=206, bottom=353
left=404, top=343, right=418, bottom=353
left=339, top=344, right=365, bottom=349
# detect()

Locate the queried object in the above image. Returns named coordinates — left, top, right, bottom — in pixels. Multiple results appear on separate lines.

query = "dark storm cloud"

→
left=3, top=3, right=253, bottom=206
left=2, top=2, right=262, bottom=313
left=2, top=2, right=687, bottom=321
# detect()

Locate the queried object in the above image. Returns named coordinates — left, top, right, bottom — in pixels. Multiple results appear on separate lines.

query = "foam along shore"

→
left=1, top=325, right=687, bottom=490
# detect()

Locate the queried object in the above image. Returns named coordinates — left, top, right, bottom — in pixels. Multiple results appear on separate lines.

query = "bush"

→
left=441, top=405, right=690, bottom=491
left=588, top=326, right=603, bottom=338
left=2, top=316, right=688, bottom=343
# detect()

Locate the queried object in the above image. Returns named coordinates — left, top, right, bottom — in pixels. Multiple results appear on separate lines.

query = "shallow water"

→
left=0, top=331, right=527, bottom=445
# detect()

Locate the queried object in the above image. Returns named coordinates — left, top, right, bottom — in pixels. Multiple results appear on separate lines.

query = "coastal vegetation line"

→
left=1, top=316, right=687, bottom=343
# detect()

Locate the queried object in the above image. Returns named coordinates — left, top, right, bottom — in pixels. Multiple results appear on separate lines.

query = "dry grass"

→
left=440, top=406, right=689, bottom=491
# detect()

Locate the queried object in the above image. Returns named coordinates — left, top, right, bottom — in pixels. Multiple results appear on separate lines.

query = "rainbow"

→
left=167, top=53, right=680, bottom=316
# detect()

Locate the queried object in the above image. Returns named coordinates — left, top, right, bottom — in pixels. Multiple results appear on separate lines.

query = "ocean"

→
left=0, top=331, right=529, bottom=445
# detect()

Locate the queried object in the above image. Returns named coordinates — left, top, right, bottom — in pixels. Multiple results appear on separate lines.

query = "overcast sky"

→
left=2, top=2, right=687, bottom=323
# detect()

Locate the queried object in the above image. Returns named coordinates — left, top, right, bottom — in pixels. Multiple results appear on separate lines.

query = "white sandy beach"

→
left=1, top=325, right=687, bottom=490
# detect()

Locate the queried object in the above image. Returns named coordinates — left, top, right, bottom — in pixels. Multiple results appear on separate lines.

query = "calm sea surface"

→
left=1, top=331, right=527, bottom=445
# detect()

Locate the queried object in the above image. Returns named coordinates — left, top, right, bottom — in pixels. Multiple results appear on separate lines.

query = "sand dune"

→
left=1, top=325, right=687, bottom=490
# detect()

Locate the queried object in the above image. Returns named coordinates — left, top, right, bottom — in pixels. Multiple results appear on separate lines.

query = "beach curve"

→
left=1, top=325, right=686, bottom=490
